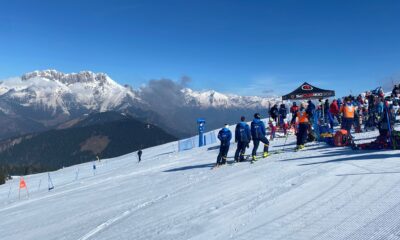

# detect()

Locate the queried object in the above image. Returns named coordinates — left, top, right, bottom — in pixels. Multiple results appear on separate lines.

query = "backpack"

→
left=253, top=122, right=263, bottom=139
left=238, top=124, right=249, bottom=142
left=334, top=130, right=351, bottom=147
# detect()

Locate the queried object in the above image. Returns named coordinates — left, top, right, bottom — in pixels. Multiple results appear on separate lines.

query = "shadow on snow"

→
left=163, top=163, right=215, bottom=172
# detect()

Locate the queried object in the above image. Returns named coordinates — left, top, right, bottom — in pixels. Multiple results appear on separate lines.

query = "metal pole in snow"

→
left=48, top=173, right=54, bottom=191
left=92, top=162, right=96, bottom=176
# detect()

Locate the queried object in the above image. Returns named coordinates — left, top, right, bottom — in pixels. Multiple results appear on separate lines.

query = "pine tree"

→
left=0, top=168, right=5, bottom=185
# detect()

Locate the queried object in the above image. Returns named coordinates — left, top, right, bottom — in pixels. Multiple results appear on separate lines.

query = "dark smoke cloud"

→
left=180, top=75, right=191, bottom=87
left=139, top=77, right=189, bottom=114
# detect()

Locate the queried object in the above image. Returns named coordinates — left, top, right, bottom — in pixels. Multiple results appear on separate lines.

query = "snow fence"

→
left=178, top=131, right=218, bottom=151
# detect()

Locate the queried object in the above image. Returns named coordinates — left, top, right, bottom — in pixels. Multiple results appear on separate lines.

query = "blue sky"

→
left=0, top=0, right=399, bottom=97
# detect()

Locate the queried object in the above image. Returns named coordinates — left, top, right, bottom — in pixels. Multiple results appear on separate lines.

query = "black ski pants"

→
left=252, top=137, right=269, bottom=156
left=234, top=141, right=249, bottom=161
left=297, top=123, right=309, bottom=146
left=217, top=144, right=230, bottom=164
left=341, top=117, right=354, bottom=133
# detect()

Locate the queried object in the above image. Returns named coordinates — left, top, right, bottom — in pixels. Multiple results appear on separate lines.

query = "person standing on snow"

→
left=392, top=101, right=399, bottom=119
left=318, top=99, right=324, bottom=121
left=234, top=116, right=251, bottom=162
left=378, top=101, right=395, bottom=137
left=278, top=104, right=288, bottom=127
left=268, top=119, right=277, bottom=140
left=269, top=104, right=279, bottom=122
left=137, top=149, right=143, bottom=163
left=340, top=97, right=356, bottom=134
left=290, top=102, right=299, bottom=132
left=216, top=124, right=232, bottom=166
left=291, top=103, right=310, bottom=150
left=251, top=113, right=270, bottom=161
left=324, top=99, right=330, bottom=123
left=377, top=99, right=384, bottom=115
left=290, top=102, right=299, bottom=115
left=306, top=100, right=316, bottom=124
left=330, top=99, right=340, bottom=123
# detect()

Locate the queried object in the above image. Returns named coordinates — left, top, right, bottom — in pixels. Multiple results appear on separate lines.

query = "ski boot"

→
left=295, top=145, right=305, bottom=151
left=251, top=155, right=258, bottom=163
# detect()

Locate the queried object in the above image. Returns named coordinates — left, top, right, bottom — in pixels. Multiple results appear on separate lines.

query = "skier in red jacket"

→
left=330, top=99, right=340, bottom=124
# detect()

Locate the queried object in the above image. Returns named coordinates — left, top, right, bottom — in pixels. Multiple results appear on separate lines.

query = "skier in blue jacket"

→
left=234, top=116, right=251, bottom=162
left=251, top=113, right=269, bottom=161
left=216, top=124, right=232, bottom=166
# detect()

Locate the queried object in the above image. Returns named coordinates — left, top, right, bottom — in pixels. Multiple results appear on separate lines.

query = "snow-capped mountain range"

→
left=0, top=70, right=274, bottom=114
left=0, top=70, right=277, bottom=139
left=2, top=70, right=139, bottom=114
left=181, top=88, right=273, bottom=109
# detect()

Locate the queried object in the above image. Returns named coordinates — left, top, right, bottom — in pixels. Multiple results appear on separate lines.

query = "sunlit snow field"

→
left=1, top=124, right=400, bottom=240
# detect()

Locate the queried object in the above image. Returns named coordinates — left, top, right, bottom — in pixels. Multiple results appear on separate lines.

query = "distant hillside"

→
left=0, top=112, right=177, bottom=175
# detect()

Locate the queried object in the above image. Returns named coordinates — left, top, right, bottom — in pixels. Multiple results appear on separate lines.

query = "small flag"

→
left=19, top=177, right=27, bottom=189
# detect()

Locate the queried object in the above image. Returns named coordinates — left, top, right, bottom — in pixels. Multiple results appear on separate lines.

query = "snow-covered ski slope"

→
left=1, top=126, right=400, bottom=240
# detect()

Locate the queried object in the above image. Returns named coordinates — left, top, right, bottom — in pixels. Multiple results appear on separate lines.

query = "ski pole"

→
left=282, top=133, right=289, bottom=152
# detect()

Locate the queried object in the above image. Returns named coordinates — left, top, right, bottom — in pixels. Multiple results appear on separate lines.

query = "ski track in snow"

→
left=77, top=173, right=209, bottom=240
left=78, top=194, right=170, bottom=240
left=1, top=126, right=400, bottom=240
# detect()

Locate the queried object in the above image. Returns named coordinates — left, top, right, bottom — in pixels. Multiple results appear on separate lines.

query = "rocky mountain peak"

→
left=21, top=70, right=110, bottom=85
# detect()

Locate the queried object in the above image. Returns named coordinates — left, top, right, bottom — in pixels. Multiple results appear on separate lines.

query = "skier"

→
left=329, top=99, right=340, bottom=124
left=234, top=116, right=251, bottom=162
left=268, top=119, right=277, bottom=140
left=378, top=102, right=395, bottom=137
left=317, top=99, right=324, bottom=122
left=377, top=99, right=384, bottom=115
left=290, top=102, right=299, bottom=115
left=340, top=97, right=356, bottom=134
left=292, top=103, right=310, bottom=150
left=324, top=99, right=330, bottom=123
left=137, top=149, right=143, bottom=163
left=282, top=119, right=289, bottom=136
left=278, top=104, right=288, bottom=127
left=306, top=100, right=316, bottom=125
left=269, top=104, right=279, bottom=122
left=392, top=101, right=399, bottom=120
left=392, top=84, right=400, bottom=98
left=251, top=113, right=269, bottom=161
left=215, top=124, right=232, bottom=167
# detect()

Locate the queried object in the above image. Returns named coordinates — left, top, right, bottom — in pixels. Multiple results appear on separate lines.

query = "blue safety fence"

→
left=178, top=131, right=218, bottom=152
left=204, top=131, right=218, bottom=146
left=178, top=138, right=195, bottom=151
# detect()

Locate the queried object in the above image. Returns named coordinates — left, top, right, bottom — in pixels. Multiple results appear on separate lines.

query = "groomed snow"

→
left=0, top=127, right=400, bottom=240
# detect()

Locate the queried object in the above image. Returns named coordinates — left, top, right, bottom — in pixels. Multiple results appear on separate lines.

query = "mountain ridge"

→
left=0, top=70, right=278, bottom=139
